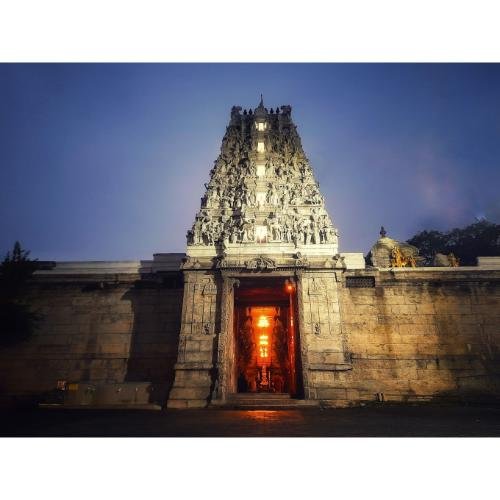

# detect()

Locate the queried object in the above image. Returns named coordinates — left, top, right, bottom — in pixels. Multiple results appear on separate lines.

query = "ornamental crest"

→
left=180, top=256, right=201, bottom=269
left=244, top=256, right=277, bottom=270
left=215, top=253, right=230, bottom=269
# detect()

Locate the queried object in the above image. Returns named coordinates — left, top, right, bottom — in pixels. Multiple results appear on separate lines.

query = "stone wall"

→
left=331, top=268, right=500, bottom=404
left=297, top=270, right=350, bottom=400
left=1, top=265, right=499, bottom=408
left=0, top=272, right=183, bottom=406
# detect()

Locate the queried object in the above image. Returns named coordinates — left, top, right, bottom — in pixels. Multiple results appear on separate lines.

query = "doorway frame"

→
left=214, top=269, right=305, bottom=402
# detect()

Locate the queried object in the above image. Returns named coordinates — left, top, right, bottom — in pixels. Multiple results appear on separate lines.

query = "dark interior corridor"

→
left=233, top=278, right=301, bottom=397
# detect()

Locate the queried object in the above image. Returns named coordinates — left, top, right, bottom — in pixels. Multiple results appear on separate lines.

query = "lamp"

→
left=284, top=279, right=295, bottom=294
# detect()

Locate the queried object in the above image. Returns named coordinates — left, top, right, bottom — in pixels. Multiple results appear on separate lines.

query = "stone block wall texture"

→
left=0, top=274, right=183, bottom=406
left=297, top=271, right=347, bottom=400
left=167, top=271, right=220, bottom=408
left=1, top=268, right=499, bottom=407
left=334, top=269, right=500, bottom=404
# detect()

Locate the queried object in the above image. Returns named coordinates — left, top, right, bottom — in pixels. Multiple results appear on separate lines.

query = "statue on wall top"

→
left=367, top=227, right=421, bottom=269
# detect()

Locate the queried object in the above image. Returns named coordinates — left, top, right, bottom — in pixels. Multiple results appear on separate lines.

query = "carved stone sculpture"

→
left=185, top=99, right=339, bottom=255
left=245, top=256, right=277, bottom=270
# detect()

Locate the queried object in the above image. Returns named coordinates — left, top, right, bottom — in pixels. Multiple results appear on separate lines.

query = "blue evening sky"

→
left=1, top=63, right=499, bottom=261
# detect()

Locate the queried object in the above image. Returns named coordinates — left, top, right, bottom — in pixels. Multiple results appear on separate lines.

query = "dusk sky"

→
left=1, top=63, right=499, bottom=261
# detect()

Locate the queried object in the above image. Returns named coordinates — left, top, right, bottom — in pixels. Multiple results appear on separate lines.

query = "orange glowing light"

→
left=257, top=315, right=270, bottom=328
left=285, top=280, right=295, bottom=293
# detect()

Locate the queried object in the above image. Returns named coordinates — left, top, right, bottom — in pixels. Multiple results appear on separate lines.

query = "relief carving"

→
left=184, top=101, right=339, bottom=251
left=308, top=277, right=326, bottom=295
left=294, top=252, right=310, bottom=268
left=245, top=256, right=277, bottom=270
left=215, top=277, right=238, bottom=400
left=181, top=257, right=201, bottom=269
left=202, top=283, right=217, bottom=295
left=177, top=337, right=187, bottom=363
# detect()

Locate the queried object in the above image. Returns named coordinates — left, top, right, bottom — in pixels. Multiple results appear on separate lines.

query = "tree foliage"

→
left=0, top=241, right=40, bottom=347
left=407, top=220, right=500, bottom=266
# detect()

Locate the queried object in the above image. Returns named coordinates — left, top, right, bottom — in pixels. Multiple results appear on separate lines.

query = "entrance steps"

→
left=218, top=393, right=320, bottom=409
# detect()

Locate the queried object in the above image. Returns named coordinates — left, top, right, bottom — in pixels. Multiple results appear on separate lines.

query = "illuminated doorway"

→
left=234, top=278, right=302, bottom=397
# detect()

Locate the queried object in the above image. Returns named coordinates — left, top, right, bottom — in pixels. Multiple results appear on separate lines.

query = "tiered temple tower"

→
left=185, top=96, right=339, bottom=261
left=167, top=99, right=354, bottom=408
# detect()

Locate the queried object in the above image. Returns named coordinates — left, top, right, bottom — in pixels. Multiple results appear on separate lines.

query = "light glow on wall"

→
left=255, top=225, right=267, bottom=242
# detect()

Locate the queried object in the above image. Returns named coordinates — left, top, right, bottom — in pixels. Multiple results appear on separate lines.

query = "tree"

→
left=0, top=241, right=40, bottom=347
left=407, top=220, right=500, bottom=266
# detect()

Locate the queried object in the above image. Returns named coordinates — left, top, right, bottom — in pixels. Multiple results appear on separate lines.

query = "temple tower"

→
left=167, top=99, right=352, bottom=408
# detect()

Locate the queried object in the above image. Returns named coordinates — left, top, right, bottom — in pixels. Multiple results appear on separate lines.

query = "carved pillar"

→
left=295, top=273, right=313, bottom=398
left=166, top=270, right=218, bottom=408
left=214, top=275, right=239, bottom=402
left=335, top=270, right=351, bottom=363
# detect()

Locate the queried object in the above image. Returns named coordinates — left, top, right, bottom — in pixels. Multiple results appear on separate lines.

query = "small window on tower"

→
left=257, top=122, right=266, bottom=131
left=256, top=191, right=266, bottom=205
left=256, top=164, right=266, bottom=177
left=255, top=225, right=267, bottom=242
left=257, top=141, right=265, bottom=153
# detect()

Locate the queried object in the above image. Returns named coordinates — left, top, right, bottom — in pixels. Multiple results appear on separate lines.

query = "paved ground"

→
left=2, top=404, right=500, bottom=437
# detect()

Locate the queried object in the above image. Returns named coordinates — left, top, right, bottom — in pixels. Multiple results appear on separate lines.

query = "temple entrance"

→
left=233, top=278, right=302, bottom=397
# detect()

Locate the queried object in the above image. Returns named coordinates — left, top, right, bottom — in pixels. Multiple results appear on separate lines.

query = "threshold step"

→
left=228, top=393, right=291, bottom=400
left=215, top=398, right=320, bottom=409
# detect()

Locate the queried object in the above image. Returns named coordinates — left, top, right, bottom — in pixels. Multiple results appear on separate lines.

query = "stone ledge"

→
left=181, top=334, right=216, bottom=340
left=379, top=267, right=500, bottom=275
left=39, top=403, right=162, bottom=410
left=339, top=253, right=365, bottom=270
left=33, top=254, right=185, bottom=275
left=166, top=399, right=208, bottom=409
left=187, top=243, right=338, bottom=258
left=308, top=363, right=352, bottom=371
left=173, top=362, right=214, bottom=370
left=478, top=256, right=500, bottom=268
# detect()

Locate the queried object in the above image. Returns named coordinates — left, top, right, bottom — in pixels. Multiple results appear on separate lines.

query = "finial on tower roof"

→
left=380, top=226, right=387, bottom=238
left=254, top=94, right=267, bottom=117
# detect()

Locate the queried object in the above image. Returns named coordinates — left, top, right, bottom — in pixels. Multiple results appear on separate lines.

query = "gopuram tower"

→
left=167, top=98, right=358, bottom=408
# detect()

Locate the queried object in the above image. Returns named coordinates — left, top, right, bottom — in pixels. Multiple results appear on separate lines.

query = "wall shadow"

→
left=122, top=272, right=183, bottom=406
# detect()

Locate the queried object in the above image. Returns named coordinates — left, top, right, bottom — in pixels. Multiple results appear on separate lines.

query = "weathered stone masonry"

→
left=0, top=260, right=183, bottom=406
left=1, top=263, right=499, bottom=406
left=337, top=268, right=500, bottom=404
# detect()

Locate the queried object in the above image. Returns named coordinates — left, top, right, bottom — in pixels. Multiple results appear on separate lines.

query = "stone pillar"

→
left=212, top=275, right=239, bottom=403
left=296, top=273, right=312, bottom=398
left=166, top=271, right=219, bottom=408
left=296, top=270, right=351, bottom=401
